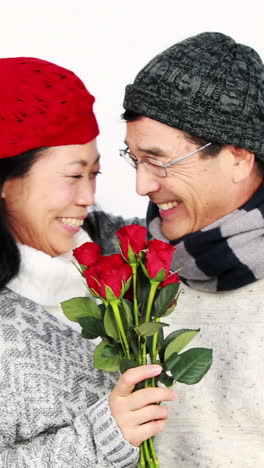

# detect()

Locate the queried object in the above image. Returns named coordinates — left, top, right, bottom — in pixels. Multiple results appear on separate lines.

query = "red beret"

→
left=0, top=57, right=99, bottom=159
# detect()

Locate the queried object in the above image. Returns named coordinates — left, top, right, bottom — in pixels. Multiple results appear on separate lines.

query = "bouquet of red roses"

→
left=61, top=224, right=212, bottom=467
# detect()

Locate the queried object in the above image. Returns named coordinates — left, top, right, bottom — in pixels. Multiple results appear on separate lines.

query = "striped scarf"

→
left=147, top=184, right=264, bottom=292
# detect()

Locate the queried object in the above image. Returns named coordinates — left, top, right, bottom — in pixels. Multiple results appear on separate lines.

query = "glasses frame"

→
left=120, top=142, right=212, bottom=177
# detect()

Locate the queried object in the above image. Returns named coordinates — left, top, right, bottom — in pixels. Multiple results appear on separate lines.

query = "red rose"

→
left=146, top=239, right=175, bottom=281
left=73, top=242, right=101, bottom=268
left=84, top=254, right=132, bottom=300
left=116, top=224, right=147, bottom=262
left=159, top=272, right=180, bottom=288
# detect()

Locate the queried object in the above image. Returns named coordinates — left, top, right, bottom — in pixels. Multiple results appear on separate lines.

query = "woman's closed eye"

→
left=91, top=170, right=102, bottom=177
left=68, top=170, right=102, bottom=179
left=69, top=174, right=83, bottom=179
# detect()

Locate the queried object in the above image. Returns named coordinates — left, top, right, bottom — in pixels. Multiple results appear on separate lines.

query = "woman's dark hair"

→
left=122, top=110, right=264, bottom=176
left=0, top=148, right=45, bottom=290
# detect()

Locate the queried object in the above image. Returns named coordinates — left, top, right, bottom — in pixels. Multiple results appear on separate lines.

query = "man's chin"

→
left=161, top=219, right=185, bottom=241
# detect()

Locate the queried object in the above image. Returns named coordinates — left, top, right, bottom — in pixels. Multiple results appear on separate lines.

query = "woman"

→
left=0, top=57, right=175, bottom=467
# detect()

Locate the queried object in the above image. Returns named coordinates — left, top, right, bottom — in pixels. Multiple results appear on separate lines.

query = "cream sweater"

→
left=156, top=279, right=264, bottom=467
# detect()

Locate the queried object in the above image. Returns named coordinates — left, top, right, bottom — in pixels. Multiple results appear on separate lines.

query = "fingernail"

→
left=150, top=365, right=162, bottom=375
left=171, top=391, right=177, bottom=400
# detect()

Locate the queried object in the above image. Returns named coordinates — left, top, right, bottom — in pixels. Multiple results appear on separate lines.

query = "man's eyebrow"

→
left=124, top=141, right=168, bottom=158
left=66, top=154, right=101, bottom=167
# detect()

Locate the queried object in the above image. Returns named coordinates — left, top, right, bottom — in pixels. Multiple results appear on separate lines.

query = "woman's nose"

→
left=76, top=180, right=95, bottom=207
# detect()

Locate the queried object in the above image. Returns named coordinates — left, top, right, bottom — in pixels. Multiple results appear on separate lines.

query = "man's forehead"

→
left=125, top=118, right=190, bottom=157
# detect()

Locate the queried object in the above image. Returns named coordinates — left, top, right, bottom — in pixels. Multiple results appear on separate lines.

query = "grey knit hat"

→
left=123, top=32, right=264, bottom=159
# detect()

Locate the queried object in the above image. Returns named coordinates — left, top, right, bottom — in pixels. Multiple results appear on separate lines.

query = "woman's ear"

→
left=230, top=146, right=256, bottom=183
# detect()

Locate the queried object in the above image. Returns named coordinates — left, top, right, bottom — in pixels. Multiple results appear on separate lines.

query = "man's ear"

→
left=230, top=146, right=256, bottom=183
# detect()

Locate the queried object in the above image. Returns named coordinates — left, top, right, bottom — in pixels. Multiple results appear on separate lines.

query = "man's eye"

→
left=70, top=175, right=82, bottom=179
left=143, top=159, right=156, bottom=167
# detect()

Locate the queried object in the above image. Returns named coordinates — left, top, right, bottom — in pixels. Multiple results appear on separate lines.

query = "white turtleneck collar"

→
left=7, top=230, right=92, bottom=332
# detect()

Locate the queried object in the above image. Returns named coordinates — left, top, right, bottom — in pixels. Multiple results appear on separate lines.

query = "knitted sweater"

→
left=78, top=212, right=264, bottom=466
left=155, top=279, right=264, bottom=468
left=0, top=225, right=139, bottom=467
left=0, top=288, right=138, bottom=467
left=86, top=212, right=264, bottom=466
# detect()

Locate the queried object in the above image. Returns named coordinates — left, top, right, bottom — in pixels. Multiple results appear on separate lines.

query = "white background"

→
left=1, top=0, right=263, bottom=218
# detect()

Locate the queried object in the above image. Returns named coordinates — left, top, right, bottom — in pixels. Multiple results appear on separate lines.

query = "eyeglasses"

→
left=119, top=142, right=212, bottom=178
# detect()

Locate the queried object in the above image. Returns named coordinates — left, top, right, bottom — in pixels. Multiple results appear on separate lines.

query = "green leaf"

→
left=102, top=345, right=121, bottom=358
left=98, top=303, right=107, bottom=314
left=166, top=348, right=213, bottom=385
left=78, top=316, right=107, bottom=339
left=120, top=299, right=133, bottom=329
left=93, top=341, right=122, bottom=371
left=104, top=306, right=120, bottom=341
left=135, top=321, right=168, bottom=337
left=164, top=329, right=200, bottom=360
left=165, top=352, right=180, bottom=372
left=81, top=328, right=99, bottom=340
left=158, top=329, right=192, bottom=363
left=163, top=329, right=193, bottom=348
left=61, top=297, right=102, bottom=322
left=158, top=370, right=174, bottom=387
left=163, top=289, right=181, bottom=317
left=153, top=283, right=180, bottom=319
left=120, top=358, right=139, bottom=374
left=136, top=264, right=151, bottom=313
left=127, top=328, right=140, bottom=359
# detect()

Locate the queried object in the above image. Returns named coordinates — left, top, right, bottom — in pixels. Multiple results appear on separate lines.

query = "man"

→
left=121, top=32, right=264, bottom=467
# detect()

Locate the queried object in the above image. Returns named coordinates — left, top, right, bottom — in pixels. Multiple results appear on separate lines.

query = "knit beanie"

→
left=0, top=57, right=99, bottom=159
left=123, top=32, right=264, bottom=159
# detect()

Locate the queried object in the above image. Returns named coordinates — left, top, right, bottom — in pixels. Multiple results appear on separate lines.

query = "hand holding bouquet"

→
left=61, top=225, right=212, bottom=467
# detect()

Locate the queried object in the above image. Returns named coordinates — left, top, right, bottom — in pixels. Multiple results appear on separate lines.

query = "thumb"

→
left=114, top=364, right=162, bottom=397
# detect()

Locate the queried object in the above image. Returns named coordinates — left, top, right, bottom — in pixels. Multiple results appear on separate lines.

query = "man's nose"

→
left=136, top=164, right=161, bottom=197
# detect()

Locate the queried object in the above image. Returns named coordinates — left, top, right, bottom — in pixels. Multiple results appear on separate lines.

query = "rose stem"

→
left=148, top=438, right=160, bottom=467
left=110, top=300, right=131, bottom=359
left=143, top=440, right=152, bottom=464
left=132, top=264, right=139, bottom=327
left=141, top=281, right=159, bottom=365
left=139, top=445, right=146, bottom=467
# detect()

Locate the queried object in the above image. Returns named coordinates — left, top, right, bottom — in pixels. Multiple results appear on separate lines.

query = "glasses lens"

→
left=143, top=158, right=167, bottom=177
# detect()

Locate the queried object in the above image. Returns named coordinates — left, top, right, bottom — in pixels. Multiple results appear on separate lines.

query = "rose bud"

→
left=84, top=254, right=132, bottom=300
left=116, top=224, right=147, bottom=263
left=73, top=242, right=101, bottom=268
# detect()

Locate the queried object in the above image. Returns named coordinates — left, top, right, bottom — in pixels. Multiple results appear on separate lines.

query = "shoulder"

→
left=83, top=209, right=145, bottom=254
left=0, top=287, right=44, bottom=324
left=0, top=287, right=94, bottom=356
left=0, top=288, right=118, bottom=392
left=0, top=287, right=69, bottom=327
